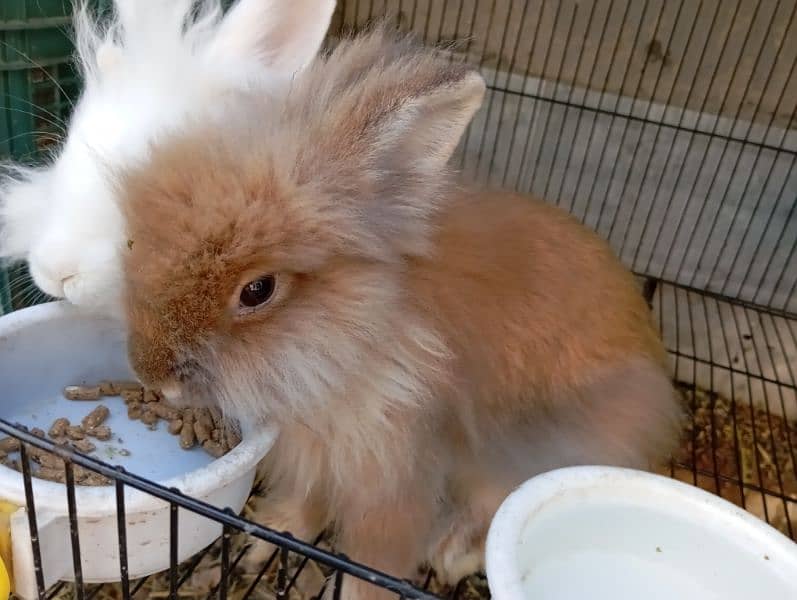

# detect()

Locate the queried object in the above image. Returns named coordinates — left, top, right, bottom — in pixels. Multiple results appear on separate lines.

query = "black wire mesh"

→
left=2, top=1, right=796, bottom=599
left=334, top=0, right=797, bottom=315
left=0, top=422, right=445, bottom=600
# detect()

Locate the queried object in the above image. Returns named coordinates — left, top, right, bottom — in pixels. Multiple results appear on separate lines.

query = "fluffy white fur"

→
left=0, top=0, right=335, bottom=316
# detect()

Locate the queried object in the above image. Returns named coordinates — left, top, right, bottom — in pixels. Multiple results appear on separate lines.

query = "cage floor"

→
left=35, top=280, right=797, bottom=600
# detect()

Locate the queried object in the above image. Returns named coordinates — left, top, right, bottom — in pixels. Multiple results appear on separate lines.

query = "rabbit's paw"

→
left=429, top=525, right=484, bottom=586
left=243, top=494, right=319, bottom=570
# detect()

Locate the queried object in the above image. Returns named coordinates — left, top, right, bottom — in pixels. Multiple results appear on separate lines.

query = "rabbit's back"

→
left=410, top=189, right=669, bottom=413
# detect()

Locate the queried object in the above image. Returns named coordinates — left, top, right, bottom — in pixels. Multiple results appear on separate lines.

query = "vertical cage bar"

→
left=698, top=292, right=722, bottom=497
left=526, top=1, right=585, bottom=191
left=484, top=0, right=533, bottom=177
left=219, top=524, right=231, bottom=600
left=642, top=277, right=658, bottom=308
left=742, top=154, right=797, bottom=307
left=115, top=475, right=131, bottom=600
left=473, top=0, right=523, bottom=168
left=169, top=500, right=178, bottom=600
left=513, top=0, right=567, bottom=189
left=19, top=443, right=46, bottom=599
left=685, top=0, right=789, bottom=289
left=333, top=569, right=344, bottom=600
left=685, top=290, right=701, bottom=488
left=276, top=545, right=290, bottom=600
left=64, top=462, right=85, bottom=600
left=769, top=320, right=797, bottom=467
left=560, top=0, right=631, bottom=212
left=630, top=0, right=727, bottom=271
left=742, top=308, right=794, bottom=538
left=574, top=0, right=655, bottom=224
left=284, top=532, right=326, bottom=595
left=670, top=0, right=768, bottom=285
left=728, top=304, right=771, bottom=523
left=715, top=299, right=750, bottom=509
left=588, top=0, right=673, bottom=234
left=779, top=244, right=797, bottom=312
left=499, top=0, right=547, bottom=187
left=433, top=0, right=453, bottom=49
left=701, top=1, right=797, bottom=294
left=536, top=0, right=600, bottom=200
left=457, top=0, right=499, bottom=170
left=609, top=0, right=695, bottom=249
left=241, top=545, right=281, bottom=599
left=409, top=0, right=419, bottom=29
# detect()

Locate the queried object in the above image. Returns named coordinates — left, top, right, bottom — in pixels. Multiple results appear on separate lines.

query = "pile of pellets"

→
left=0, top=421, right=113, bottom=486
left=0, top=380, right=240, bottom=486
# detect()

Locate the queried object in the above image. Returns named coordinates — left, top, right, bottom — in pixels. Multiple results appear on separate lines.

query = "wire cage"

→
left=0, top=0, right=795, bottom=599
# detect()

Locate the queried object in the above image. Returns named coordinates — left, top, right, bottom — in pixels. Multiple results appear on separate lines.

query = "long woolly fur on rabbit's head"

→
left=121, top=27, right=486, bottom=468
left=0, top=0, right=336, bottom=317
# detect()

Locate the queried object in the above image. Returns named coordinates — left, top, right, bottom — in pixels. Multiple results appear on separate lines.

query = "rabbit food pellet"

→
left=0, top=417, right=118, bottom=486
left=65, top=380, right=240, bottom=458
left=127, top=402, right=143, bottom=420
left=48, top=417, right=69, bottom=438
left=1, top=380, right=240, bottom=486
left=72, top=439, right=96, bottom=454
left=66, top=425, right=86, bottom=440
left=63, top=385, right=101, bottom=401
left=86, top=425, right=112, bottom=441
left=121, top=389, right=144, bottom=404
left=179, top=411, right=196, bottom=449
left=141, top=410, right=159, bottom=427
left=0, top=437, right=20, bottom=454
left=81, top=405, right=110, bottom=429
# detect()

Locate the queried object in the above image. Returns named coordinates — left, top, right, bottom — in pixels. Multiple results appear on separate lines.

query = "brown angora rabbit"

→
left=120, top=27, right=681, bottom=599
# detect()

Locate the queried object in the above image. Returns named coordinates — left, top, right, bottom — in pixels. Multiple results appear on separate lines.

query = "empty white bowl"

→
left=486, top=466, right=797, bottom=600
left=0, top=302, right=277, bottom=598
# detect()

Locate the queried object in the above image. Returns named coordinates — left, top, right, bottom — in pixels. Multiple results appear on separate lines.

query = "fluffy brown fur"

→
left=120, top=27, right=682, bottom=599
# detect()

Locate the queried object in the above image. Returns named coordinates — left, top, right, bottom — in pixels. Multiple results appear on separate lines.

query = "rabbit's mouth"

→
left=159, top=359, right=217, bottom=407
left=159, top=381, right=183, bottom=403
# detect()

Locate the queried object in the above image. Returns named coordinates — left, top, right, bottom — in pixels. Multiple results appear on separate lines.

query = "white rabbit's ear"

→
left=208, top=0, right=336, bottom=75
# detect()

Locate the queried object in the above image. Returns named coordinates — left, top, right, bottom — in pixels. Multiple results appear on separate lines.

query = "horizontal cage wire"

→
left=0, top=0, right=795, bottom=599
left=335, top=0, right=797, bottom=315
left=0, top=422, right=449, bottom=600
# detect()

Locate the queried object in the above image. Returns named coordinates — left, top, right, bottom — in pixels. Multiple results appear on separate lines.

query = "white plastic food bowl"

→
left=486, top=466, right=797, bottom=600
left=0, top=302, right=277, bottom=599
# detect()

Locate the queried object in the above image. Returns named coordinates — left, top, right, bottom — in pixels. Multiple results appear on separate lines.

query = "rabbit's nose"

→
left=159, top=381, right=184, bottom=403
left=127, top=332, right=178, bottom=387
left=28, top=239, right=83, bottom=298
left=27, top=257, right=73, bottom=299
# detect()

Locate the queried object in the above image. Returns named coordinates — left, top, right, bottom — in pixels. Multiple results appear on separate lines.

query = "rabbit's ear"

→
left=365, top=67, right=485, bottom=175
left=209, top=0, right=336, bottom=75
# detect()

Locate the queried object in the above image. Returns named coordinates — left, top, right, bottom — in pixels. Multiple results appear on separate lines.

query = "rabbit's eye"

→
left=239, top=275, right=276, bottom=310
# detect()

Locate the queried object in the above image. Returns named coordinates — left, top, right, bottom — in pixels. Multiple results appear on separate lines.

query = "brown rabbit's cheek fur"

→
left=203, top=260, right=452, bottom=430
left=124, top=239, right=244, bottom=388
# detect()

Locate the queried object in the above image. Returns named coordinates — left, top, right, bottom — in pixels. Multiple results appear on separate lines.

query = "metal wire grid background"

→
left=334, top=0, right=797, bottom=315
